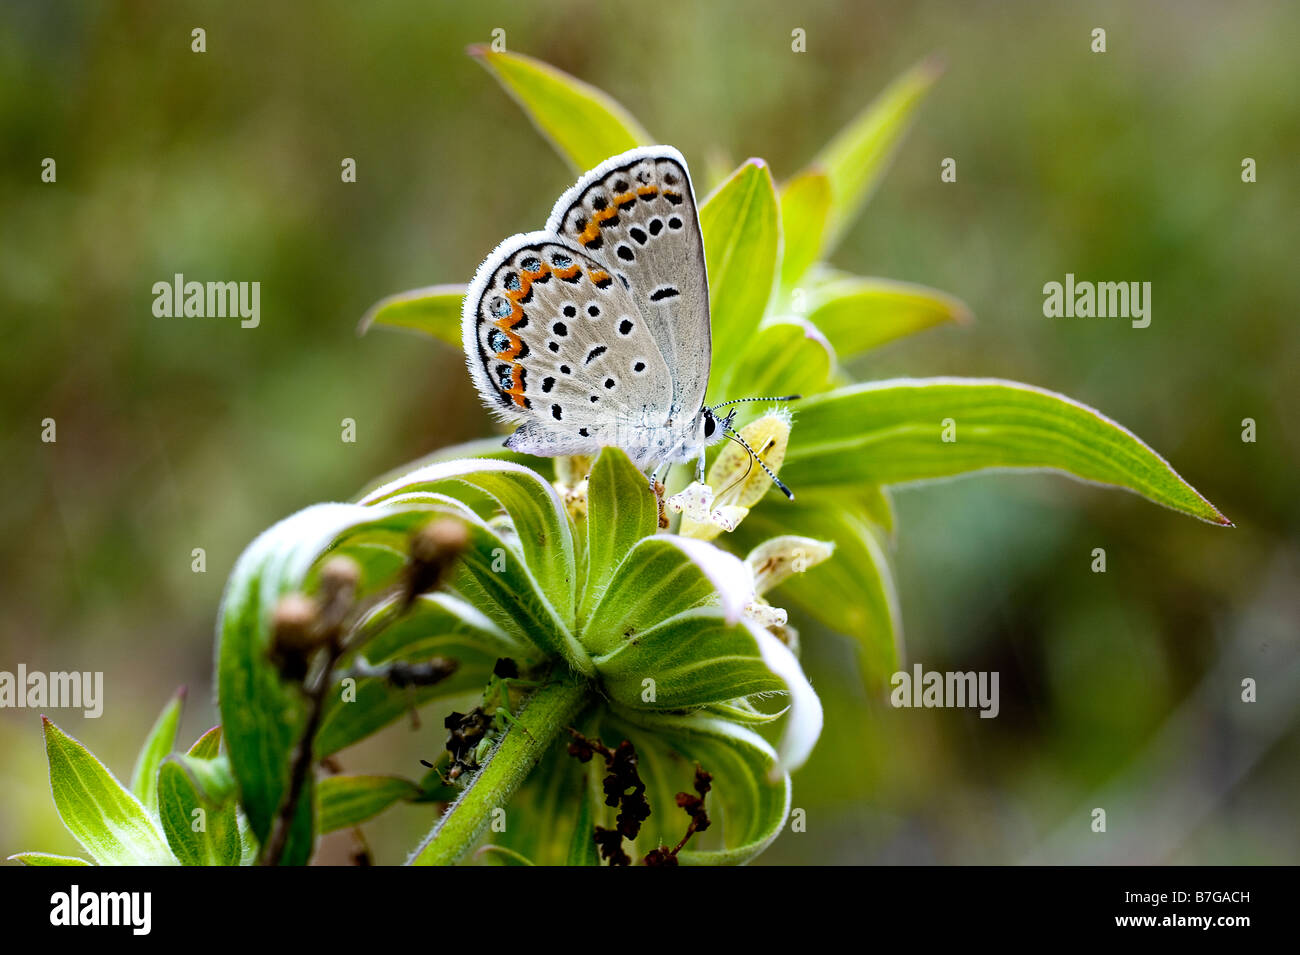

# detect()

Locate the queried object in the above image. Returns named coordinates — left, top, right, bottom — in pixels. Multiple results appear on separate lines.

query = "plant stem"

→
left=408, top=673, right=590, bottom=866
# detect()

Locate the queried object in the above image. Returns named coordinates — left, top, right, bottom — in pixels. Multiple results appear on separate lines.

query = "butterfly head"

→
left=699, top=406, right=737, bottom=447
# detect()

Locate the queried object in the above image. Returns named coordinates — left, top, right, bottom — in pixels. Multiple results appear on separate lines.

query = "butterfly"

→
left=462, top=145, right=794, bottom=497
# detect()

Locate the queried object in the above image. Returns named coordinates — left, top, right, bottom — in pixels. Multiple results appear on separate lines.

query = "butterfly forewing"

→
left=546, top=147, right=711, bottom=421
left=462, top=232, right=673, bottom=456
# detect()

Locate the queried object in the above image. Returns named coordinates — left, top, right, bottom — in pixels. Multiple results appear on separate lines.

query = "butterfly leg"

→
left=647, top=460, right=667, bottom=493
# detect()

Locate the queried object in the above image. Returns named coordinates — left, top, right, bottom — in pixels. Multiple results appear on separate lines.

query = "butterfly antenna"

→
left=720, top=423, right=794, bottom=500
left=708, top=394, right=802, bottom=412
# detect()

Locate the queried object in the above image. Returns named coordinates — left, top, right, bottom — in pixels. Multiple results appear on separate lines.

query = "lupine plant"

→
left=13, top=50, right=1226, bottom=867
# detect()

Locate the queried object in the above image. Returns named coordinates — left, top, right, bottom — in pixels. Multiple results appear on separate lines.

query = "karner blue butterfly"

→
left=462, top=145, right=796, bottom=498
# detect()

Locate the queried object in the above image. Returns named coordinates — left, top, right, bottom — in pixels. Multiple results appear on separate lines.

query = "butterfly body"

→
left=463, top=146, right=723, bottom=473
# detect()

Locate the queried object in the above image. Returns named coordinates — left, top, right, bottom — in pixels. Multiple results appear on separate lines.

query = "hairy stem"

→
left=408, top=673, right=590, bottom=866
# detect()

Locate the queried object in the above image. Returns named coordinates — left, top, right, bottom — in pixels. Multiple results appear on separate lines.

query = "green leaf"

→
left=581, top=534, right=753, bottom=658
left=732, top=318, right=834, bottom=414
left=469, top=47, right=652, bottom=172
left=157, top=755, right=241, bottom=866
left=700, top=160, right=781, bottom=403
left=579, top=448, right=660, bottom=626
left=806, top=275, right=971, bottom=359
left=361, top=458, right=578, bottom=635
left=42, top=718, right=176, bottom=865
left=188, top=726, right=222, bottom=759
left=740, top=501, right=902, bottom=686
left=783, top=379, right=1232, bottom=525
left=858, top=484, right=896, bottom=536
left=778, top=168, right=832, bottom=294
left=316, top=775, right=419, bottom=834
left=589, top=534, right=825, bottom=773
left=594, top=609, right=791, bottom=709
left=612, top=711, right=791, bottom=865
left=129, top=687, right=185, bottom=816
left=812, top=56, right=944, bottom=253
left=7, top=852, right=93, bottom=866
left=358, top=284, right=464, bottom=345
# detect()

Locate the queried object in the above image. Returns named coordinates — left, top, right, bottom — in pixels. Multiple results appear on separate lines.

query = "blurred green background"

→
left=3, top=0, right=1297, bottom=864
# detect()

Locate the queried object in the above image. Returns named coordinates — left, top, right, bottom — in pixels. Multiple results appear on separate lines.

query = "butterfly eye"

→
left=703, top=412, right=717, bottom=439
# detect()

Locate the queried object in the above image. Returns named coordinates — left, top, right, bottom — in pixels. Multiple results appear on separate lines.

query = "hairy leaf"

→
left=807, top=275, right=971, bottom=358
left=129, top=687, right=185, bottom=816
left=470, top=47, right=652, bottom=172
left=783, top=378, right=1231, bottom=525
left=357, top=283, right=464, bottom=345
left=42, top=718, right=175, bottom=865
left=700, top=160, right=781, bottom=403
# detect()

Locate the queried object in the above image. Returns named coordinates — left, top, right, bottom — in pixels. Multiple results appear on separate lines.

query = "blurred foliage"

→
left=2, top=0, right=1297, bottom=864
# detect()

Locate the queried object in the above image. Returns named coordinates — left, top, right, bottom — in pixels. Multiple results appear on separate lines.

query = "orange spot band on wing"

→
left=578, top=204, right=621, bottom=245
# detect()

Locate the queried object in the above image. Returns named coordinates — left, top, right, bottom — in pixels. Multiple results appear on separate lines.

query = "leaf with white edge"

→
left=157, top=755, right=241, bottom=866
left=360, top=458, right=577, bottom=631
left=813, top=56, right=944, bottom=252
left=316, top=775, right=420, bottom=834
left=778, top=168, right=832, bottom=295
left=700, top=160, right=781, bottom=403
left=42, top=718, right=176, bottom=866
left=597, top=610, right=823, bottom=774
left=582, top=535, right=753, bottom=658
left=783, top=378, right=1232, bottom=526
left=807, top=275, right=971, bottom=359
left=740, top=502, right=902, bottom=686
left=469, top=47, right=652, bottom=172
left=612, top=711, right=791, bottom=865
left=356, top=438, right=551, bottom=501
left=357, top=284, right=464, bottom=345
left=580, top=448, right=660, bottom=625
left=129, top=687, right=185, bottom=816
left=7, top=852, right=93, bottom=866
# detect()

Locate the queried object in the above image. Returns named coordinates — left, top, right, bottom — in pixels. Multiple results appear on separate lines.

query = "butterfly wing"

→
left=462, top=231, right=675, bottom=457
left=546, top=146, right=711, bottom=422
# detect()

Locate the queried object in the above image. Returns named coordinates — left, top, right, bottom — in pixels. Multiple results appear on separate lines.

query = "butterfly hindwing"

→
left=462, top=231, right=674, bottom=451
left=546, top=146, right=711, bottom=421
